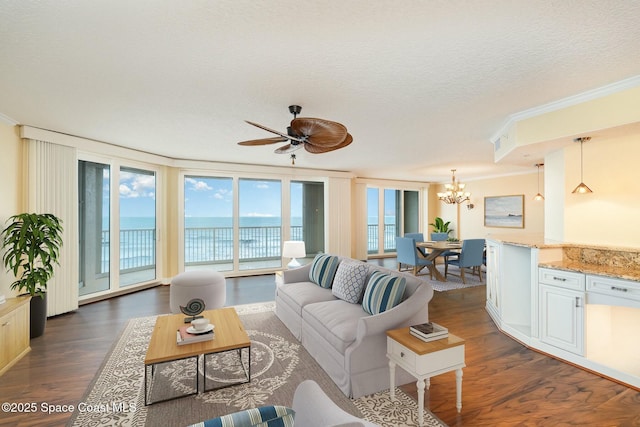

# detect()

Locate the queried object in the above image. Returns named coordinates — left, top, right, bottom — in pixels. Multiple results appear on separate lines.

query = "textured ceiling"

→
left=1, top=1, right=640, bottom=182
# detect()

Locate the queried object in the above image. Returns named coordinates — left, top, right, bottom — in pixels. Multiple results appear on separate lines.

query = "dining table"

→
left=416, top=240, right=462, bottom=282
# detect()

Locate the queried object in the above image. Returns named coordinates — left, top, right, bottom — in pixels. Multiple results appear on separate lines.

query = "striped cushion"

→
left=362, top=272, right=406, bottom=315
left=189, top=405, right=295, bottom=427
left=308, top=254, right=340, bottom=288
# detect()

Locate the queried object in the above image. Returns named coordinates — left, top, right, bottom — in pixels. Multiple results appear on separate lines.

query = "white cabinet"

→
left=485, top=240, right=500, bottom=322
left=0, top=297, right=31, bottom=376
left=539, top=268, right=585, bottom=355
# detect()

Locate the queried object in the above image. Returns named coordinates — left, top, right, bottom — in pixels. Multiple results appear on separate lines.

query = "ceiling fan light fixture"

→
left=438, top=169, right=471, bottom=204
left=572, top=137, right=593, bottom=194
left=238, top=105, right=353, bottom=159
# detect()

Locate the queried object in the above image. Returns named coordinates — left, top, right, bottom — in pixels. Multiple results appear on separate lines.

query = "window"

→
left=184, top=176, right=233, bottom=272
left=78, top=160, right=159, bottom=299
left=180, top=174, right=325, bottom=275
left=367, top=187, right=420, bottom=255
left=238, top=179, right=282, bottom=271
left=78, top=161, right=110, bottom=296
left=119, top=167, right=157, bottom=286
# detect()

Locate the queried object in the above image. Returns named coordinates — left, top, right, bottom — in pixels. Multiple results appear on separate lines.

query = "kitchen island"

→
left=486, top=234, right=640, bottom=390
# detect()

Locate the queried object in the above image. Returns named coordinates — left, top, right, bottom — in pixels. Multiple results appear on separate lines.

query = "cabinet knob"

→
left=553, top=276, right=567, bottom=282
left=610, top=286, right=628, bottom=293
left=400, top=351, right=405, bottom=358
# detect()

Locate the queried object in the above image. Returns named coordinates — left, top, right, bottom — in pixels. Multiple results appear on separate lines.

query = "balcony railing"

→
left=367, top=224, right=398, bottom=253
left=101, top=225, right=304, bottom=272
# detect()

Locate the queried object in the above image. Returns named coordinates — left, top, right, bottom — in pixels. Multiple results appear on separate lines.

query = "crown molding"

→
left=0, top=112, right=18, bottom=126
left=490, top=75, right=640, bottom=144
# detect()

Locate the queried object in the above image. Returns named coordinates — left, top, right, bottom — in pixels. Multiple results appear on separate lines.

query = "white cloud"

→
left=186, top=177, right=213, bottom=191
left=120, top=171, right=156, bottom=198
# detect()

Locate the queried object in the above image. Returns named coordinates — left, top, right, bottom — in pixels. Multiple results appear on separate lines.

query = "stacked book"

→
left=409, top=321, right=448, bottom=343
left=176, top=325, right=214, bottom=346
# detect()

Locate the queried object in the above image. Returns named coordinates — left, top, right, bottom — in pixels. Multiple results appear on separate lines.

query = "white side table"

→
left=386, top=328, right=465, bottom=426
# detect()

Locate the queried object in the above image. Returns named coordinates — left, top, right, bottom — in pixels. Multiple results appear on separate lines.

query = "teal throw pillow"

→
left=308, top=254, right=340, bottom=288
left=362, top=272, right=406, bottom=315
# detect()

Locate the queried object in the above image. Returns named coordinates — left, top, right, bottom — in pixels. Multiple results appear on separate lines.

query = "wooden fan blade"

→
left=238, top=136, right=287, bottom=146
left=305, top=133, right=353, bottom=153
left=290, top=118, right=348, bottom=148
left=245, top=120, right=304, bottom=142
left=274, top=143, right=304, bottom=154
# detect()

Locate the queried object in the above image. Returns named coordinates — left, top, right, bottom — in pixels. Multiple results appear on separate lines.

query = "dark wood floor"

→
left=1, top=268, right=638, bottom=427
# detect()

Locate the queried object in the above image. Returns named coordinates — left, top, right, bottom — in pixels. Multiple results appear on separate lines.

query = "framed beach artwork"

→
left=484, top=195, right=524, bottom=228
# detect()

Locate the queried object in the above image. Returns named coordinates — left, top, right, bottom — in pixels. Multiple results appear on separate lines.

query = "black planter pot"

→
left=30, top=293, right=47, bottom=338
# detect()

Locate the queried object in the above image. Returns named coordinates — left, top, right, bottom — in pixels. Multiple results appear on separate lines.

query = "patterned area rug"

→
left=424, top=265, right=486, bottom=292
left=69, top=302, right=447, bottom=427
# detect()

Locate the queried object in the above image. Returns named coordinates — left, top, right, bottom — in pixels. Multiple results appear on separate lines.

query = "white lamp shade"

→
left=282, top=240, right=306, bottom=268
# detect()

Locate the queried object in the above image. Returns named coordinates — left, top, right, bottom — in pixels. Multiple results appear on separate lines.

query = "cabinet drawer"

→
left=539, top=268, right=585, bottom=291
left=387, top=339, right=416, bottom=368
left=587, top=275, right=640, bottom=307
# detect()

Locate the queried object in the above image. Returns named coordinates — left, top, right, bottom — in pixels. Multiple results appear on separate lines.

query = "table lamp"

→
left=282, top=240, right=306, bottom=268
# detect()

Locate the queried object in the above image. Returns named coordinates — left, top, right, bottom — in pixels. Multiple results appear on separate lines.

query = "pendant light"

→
left=572, top=137, right=592, bottom=194
left=533, top=163, right=544, bottom=201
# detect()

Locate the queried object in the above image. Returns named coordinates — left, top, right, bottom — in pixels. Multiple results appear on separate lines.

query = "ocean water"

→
left=111, top=216, right=393, bottom=268
left=119, top=216, right=303, bottom=229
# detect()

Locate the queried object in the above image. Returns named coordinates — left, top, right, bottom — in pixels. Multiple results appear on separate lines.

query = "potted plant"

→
left=2, top=213, right=63, bottom=338
left=429, top=216, right=453, bottom=240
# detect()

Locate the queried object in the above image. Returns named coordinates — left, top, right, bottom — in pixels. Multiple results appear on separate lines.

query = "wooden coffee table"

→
left=144, top=307, right=251, bottom=405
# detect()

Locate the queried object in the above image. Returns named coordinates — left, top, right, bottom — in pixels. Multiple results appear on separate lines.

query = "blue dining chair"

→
left=430, top=232, right=458, bottom=262
left=444, top=238, right=485, bottom=284
left=395, top=236, right=431, bottom=277
left=405, top=233, right=426, bottom=256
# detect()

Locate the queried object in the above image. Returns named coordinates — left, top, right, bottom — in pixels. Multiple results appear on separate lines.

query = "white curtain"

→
left=26, top=139, right=79, bottom=316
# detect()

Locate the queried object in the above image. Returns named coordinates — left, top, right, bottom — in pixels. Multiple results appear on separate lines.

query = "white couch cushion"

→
left=277, top=282, right=338, bottom=316
left=302, top=300, right=365, bottom=354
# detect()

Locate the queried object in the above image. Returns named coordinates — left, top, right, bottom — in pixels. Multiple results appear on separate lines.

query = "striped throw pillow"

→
left=362, top=272, right=406, bottom=315
left=308, top=254, right=340, bottom=288
left=191, top=405, right=295, bottom=427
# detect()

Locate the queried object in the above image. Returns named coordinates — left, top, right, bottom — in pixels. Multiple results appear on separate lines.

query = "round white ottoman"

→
left=169, top=270, right=226, bottom=314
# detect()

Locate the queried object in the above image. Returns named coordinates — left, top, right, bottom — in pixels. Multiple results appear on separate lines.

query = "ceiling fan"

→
left=238, top=105, right=353, bottom=163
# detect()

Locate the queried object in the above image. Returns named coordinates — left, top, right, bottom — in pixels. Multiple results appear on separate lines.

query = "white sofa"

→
left=275, top=256, right=434, bottom=398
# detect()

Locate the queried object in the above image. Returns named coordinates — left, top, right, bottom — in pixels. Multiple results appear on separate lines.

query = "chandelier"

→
left=438, top=169, right=471, bottom=204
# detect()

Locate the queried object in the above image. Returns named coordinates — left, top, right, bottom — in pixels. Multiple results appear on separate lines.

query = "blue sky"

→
left=181, top=177, right=301, bottom=218
left=117, top=173, right=304, bottom=218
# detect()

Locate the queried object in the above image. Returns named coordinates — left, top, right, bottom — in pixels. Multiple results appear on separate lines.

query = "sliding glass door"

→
left=367, top=187, right=420, bottom=255
left=79, top=160, right=159, bottom=298
left=184, top=176, right=233, bottom=272
left=119, top=167, right=157, bottom=286
left=180, top=174, right=325, bottom=274
left=238, top=179, right=282, bottom=271
left=78, top=160, right=110, bottom=296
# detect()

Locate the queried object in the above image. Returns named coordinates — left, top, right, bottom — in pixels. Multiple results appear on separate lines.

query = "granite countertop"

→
left=485, top=233, right=563, bottom=249
left=539, top=260, right=640, bottom=282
